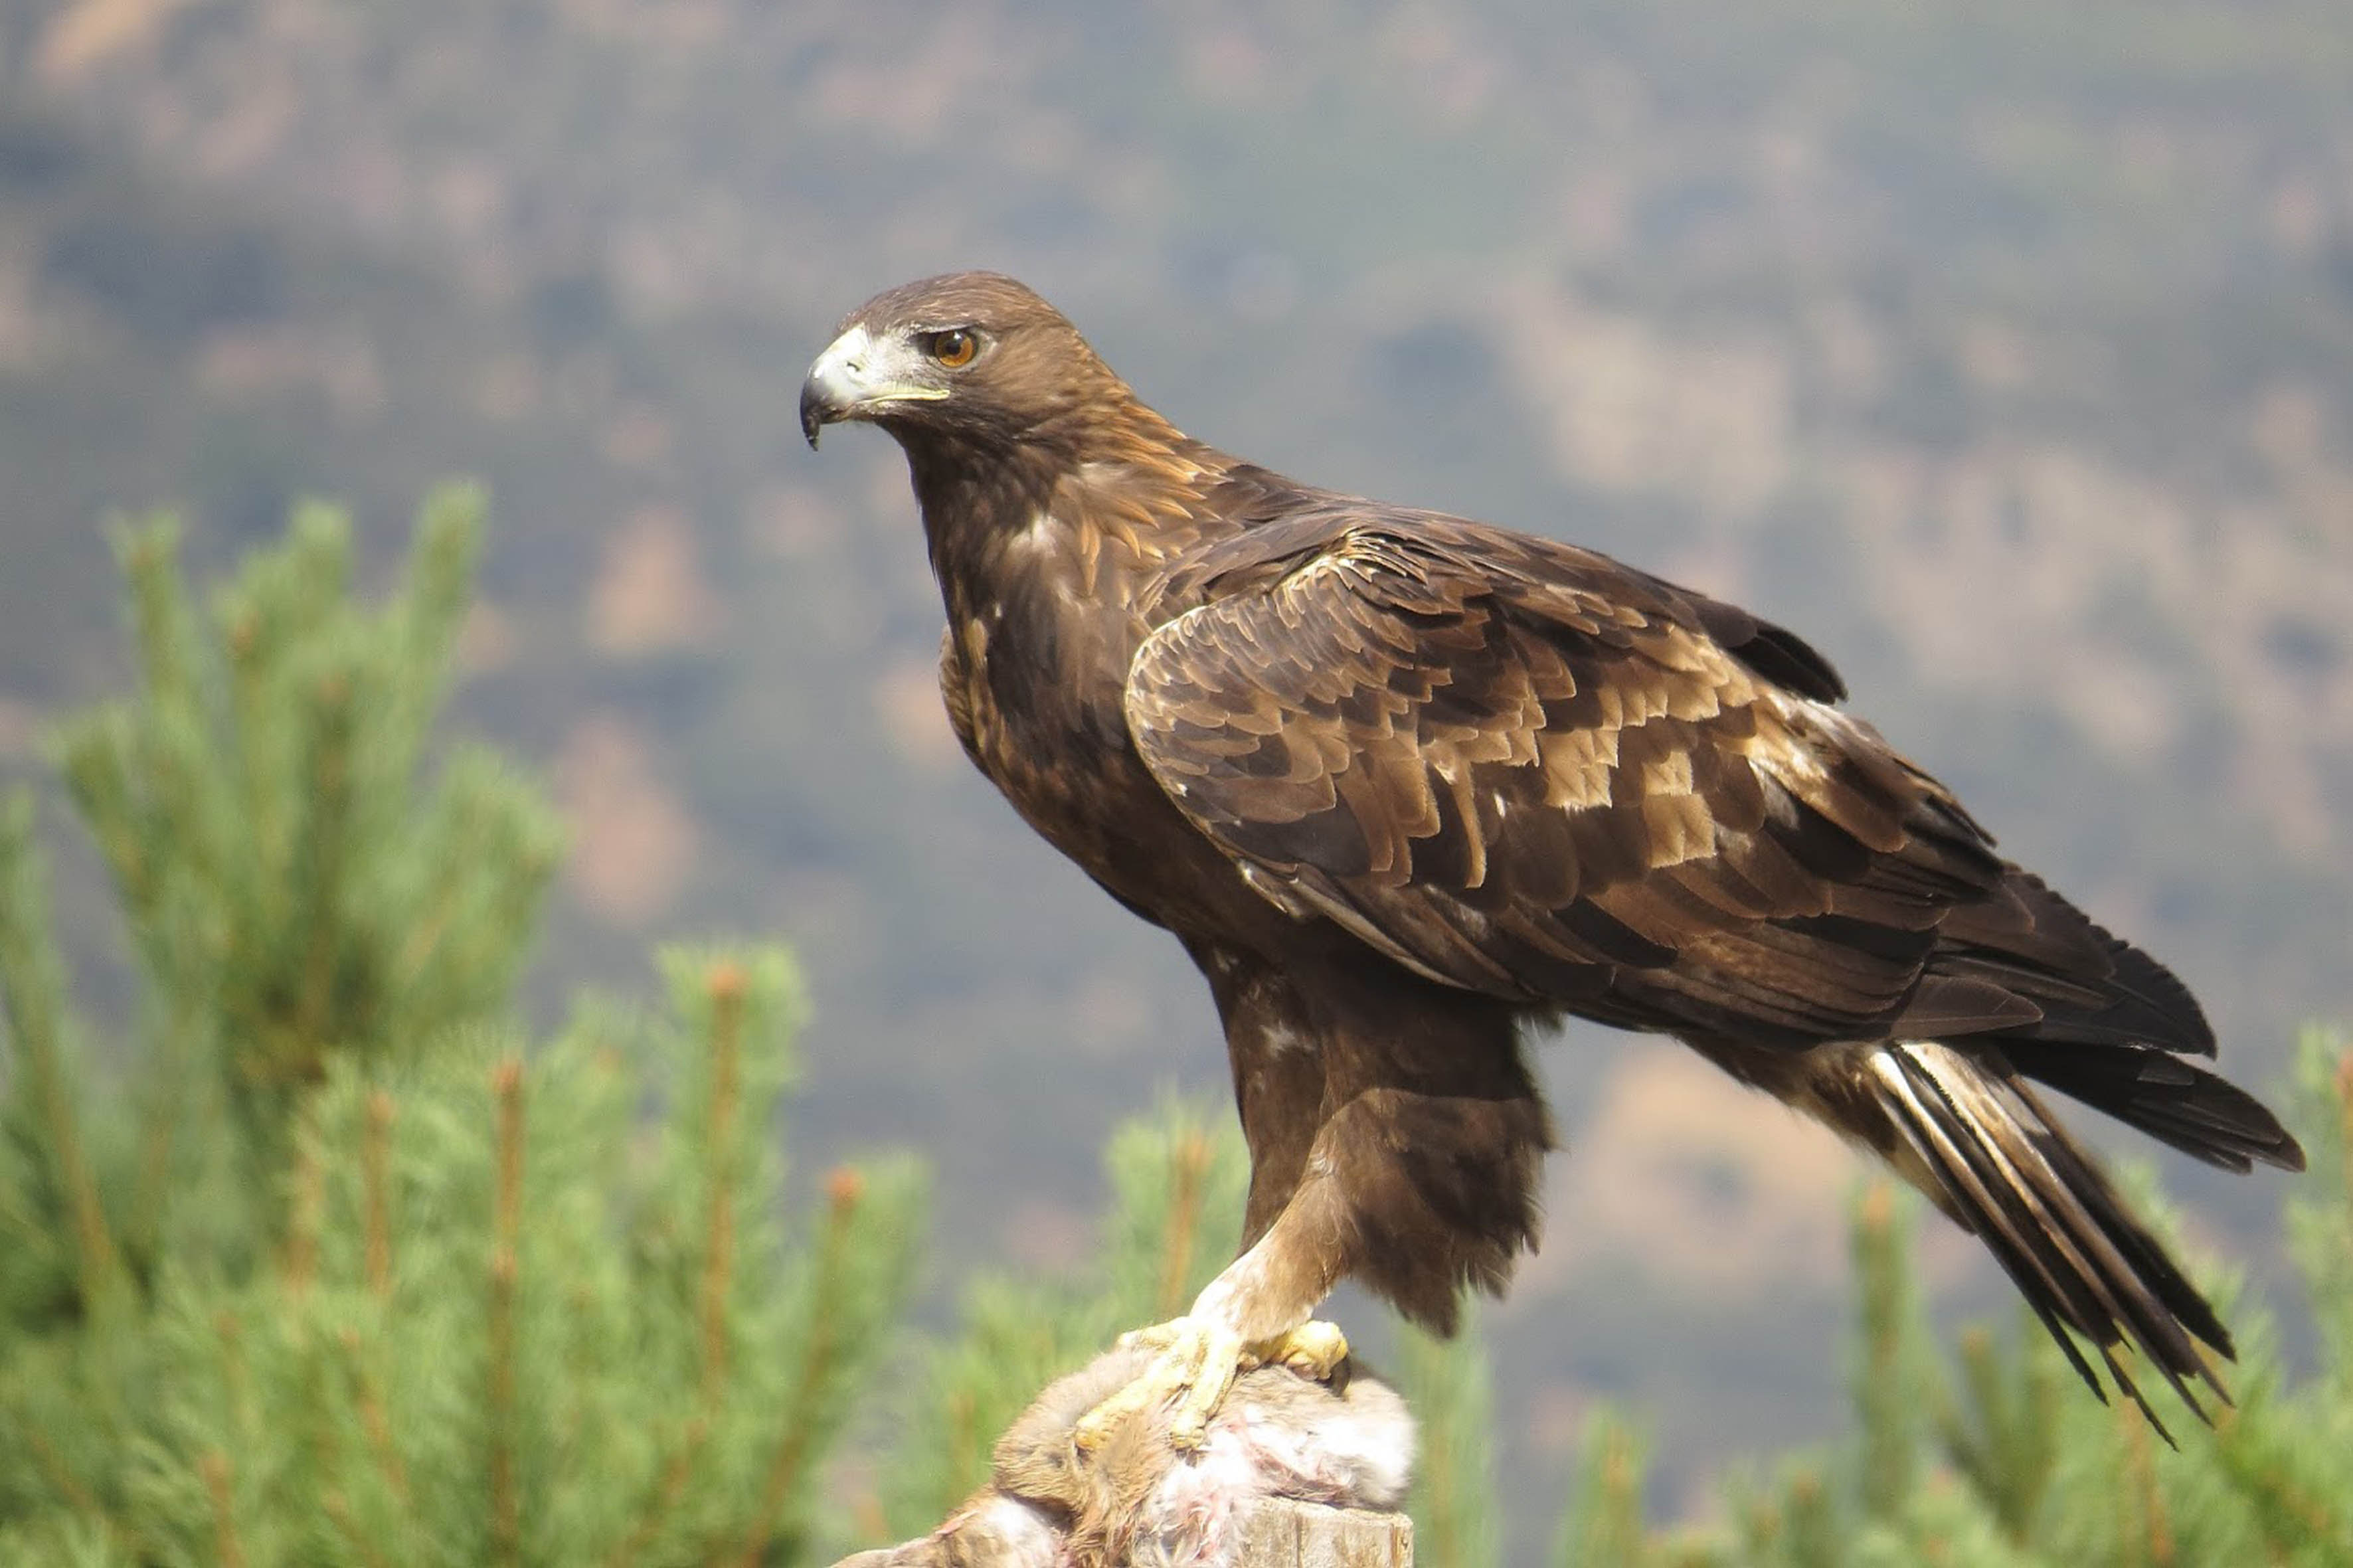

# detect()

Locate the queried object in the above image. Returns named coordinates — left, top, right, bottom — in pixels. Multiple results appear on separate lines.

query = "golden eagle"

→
left=801, top=272, right=2301, bottom=1444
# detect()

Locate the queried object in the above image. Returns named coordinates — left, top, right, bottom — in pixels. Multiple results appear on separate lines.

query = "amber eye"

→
left=927, top=328, right=978, bottom=369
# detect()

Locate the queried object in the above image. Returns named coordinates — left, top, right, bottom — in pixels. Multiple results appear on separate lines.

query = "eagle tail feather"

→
left=1865, top=1039, right=2231, bottom=1437
left=2011, top=1041, right=2307, bottom=1175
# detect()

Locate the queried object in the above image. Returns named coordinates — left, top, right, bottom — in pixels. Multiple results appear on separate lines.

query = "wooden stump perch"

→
left=1237, top=1498, right=1414, bottom=1567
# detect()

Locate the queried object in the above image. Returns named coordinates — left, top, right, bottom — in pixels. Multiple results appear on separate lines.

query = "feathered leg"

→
left=1080, top=954, right=1551, bottom=1448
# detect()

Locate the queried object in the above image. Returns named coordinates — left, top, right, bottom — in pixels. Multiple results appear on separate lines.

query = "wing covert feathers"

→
left=1126, top=515, right=2009, bottom=1037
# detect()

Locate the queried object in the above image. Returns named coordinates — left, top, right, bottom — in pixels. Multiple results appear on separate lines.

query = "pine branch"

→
left=284, top=1111, right=323, bottom=1296
left=699, top=958, right=746, bottom=1407
left=116, top=522, right=230, bottom=907
left=363, top=1089, right=394, bottom=1299
left=321, top=1484, right=394, bottom=1568
left=1935, top=1320, right=2059, bottom=1541
left=1152, top=1125, right=1212, bottom=1322
left=1849, top=1180, right=1923, bottom=1522
left=379, top=486, right=485, bottom=787
left=214, top=1306, right=255, bottom=1452
left=2114, top=1395, right=2176, bottom=1567
left=600, top=1415, right=710, bottom=1568
left=735, top=1166, right=867, bottom=1568
left=1395, top=1308, right=1500, bottom=1568
left=1779, top=1468, right=1837, bottom=1568
left=335, top=1330, right=411, bottom=1510
left=1100, top=1101, right=1249, bottom=1332
left=487, top=1057, right=525, bottom=1568
left=1557, top=1406, right=1652, bottom=1568
left=2211, top=1410, right=2347, bottom=1561
left=0, top=795, right=124, bottom=1318
left=125, top=988, right=195, bottom=1272
left=22, top=1425, right=135, bottom=1559
left=285, top=665, right=357, bottom=1085
left=199, top=1450, right=245, bottom=1568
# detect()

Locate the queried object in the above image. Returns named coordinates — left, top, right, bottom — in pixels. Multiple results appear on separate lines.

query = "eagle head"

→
left=800, top=272, right=1119, bottom=452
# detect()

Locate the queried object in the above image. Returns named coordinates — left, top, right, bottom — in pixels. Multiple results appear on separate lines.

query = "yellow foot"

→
left=1249, top=1319, right=1350, bottom=1384
left=1074, top=1315, right=1243, bottom=1452
left=1071, top=1318, right=1352, bottom=1453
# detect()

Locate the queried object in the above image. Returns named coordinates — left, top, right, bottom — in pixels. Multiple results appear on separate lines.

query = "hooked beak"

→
left=797, top=373, right=833, bottom=450
left=799, top=323, right=948, bottom=450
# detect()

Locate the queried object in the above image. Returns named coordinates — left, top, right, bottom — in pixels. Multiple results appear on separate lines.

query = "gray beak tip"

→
left=798, top=381, right=826, bottom=450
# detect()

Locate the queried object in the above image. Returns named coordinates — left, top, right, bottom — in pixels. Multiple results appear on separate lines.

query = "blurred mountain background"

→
left=1, top=0, right=2348, bottom=1538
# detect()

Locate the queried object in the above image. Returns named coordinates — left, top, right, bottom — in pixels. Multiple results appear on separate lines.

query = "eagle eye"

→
left=926, top=328, right=979, bottom=369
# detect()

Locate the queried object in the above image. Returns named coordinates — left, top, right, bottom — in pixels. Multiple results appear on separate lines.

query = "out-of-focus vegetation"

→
left=0, top=499, right=921, bottom=1565
left=3, top=0, right=2346, bottom=1547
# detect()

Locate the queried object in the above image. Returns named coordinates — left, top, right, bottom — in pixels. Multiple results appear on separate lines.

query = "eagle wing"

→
left=1126, top=508, right=2038, bottom=1045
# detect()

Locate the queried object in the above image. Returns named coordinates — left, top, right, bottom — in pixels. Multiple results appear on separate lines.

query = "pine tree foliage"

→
left=0, top=495, right=922, bottom=1566
left=1555, top=1406, right=1654, bottom=1568
left=8, top=489, right=564, bottom=1317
